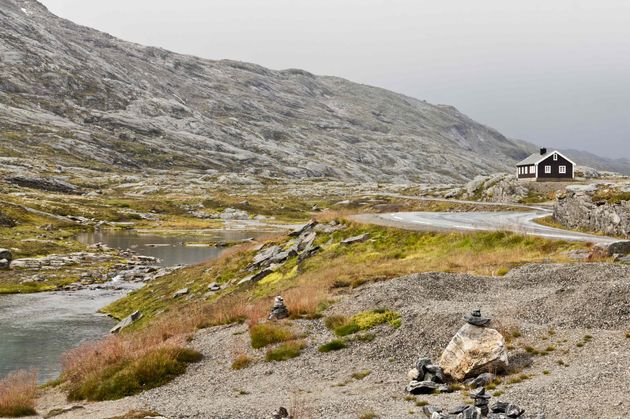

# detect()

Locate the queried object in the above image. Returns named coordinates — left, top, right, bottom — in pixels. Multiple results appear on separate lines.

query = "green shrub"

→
left=67, top=347, right=202, bottom=401
left=327, top=309, right=401, bottom=337
left=265, top=341, right=305, bottom=362
left=334, top=322, right=361, bottom=337
left=249, top=323, right=295, bottom=349
left=353, top=309, right=401, bottom=330
left=318, top=339, right=347, bottom=352
left=231, top=354, right=253, bottom=370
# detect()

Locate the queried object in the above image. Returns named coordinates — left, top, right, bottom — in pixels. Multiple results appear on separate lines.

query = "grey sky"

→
left=41, top=0, right=630, bottom=159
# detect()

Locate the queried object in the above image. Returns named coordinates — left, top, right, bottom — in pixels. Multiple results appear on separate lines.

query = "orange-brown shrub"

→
left=0, top=370, right=37, bottom=417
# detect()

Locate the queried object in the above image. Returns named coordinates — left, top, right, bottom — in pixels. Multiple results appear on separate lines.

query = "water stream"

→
left=0, top=229, right=270, bottom=382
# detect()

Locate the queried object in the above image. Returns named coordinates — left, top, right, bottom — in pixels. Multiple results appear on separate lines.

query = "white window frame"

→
left=559, top=165, right=566, bottom=174
left=553, top=153, right=558, bottom=161
left=545, top=165, right=551, bottom=174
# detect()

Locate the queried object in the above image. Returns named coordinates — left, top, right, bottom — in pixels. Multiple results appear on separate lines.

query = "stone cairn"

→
left=408, top=310, right=527, bottom=418
left=465, top=309, right=491, bottom=327
left=268, top=296, right=289, bottom=320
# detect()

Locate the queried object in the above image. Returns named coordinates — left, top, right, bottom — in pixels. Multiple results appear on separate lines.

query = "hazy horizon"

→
left=41, top=0, right=630, bottom=160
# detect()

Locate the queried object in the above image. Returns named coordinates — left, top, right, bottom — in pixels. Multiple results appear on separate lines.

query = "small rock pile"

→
left=268, top=296, right=289, bottom=320
left=406, top=357, right=447, bottom=394
left=422, top=396, right=526, bottom=419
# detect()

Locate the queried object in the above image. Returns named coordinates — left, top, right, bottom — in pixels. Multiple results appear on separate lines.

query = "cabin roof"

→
left=516, top=150, right=575, bottom=167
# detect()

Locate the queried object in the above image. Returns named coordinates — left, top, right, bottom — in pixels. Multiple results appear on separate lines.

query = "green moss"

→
left=249, top=323, right=295, bottom=349
left=327, top=309, right=401, bottom=337
left=265, top=341, right=305, bottom=362
left=318, top=339, right=347, bottom=352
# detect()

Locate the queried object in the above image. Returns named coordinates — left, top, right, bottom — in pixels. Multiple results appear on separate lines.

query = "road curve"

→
left=352, top=211, right=620, bottom=244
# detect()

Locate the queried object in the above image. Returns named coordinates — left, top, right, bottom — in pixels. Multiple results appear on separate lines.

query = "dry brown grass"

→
left=62, top=306, right=205, bottom=388
left=283, top=285, right=331, bottom=319
left=0, top=370, right=37, bottom=417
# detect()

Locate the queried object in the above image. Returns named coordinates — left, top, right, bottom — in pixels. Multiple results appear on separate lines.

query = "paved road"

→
left=352, top=210, right=620, bottom=244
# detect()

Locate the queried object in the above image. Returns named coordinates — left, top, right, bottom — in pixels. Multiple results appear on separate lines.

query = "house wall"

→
left=517, top=164, right=536, bottom=179
left=536, top=153, right=573, bottom=179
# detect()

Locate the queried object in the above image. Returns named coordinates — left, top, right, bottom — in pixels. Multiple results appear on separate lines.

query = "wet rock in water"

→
left=110, top=310, right=142, bottom=334
left=173, top=288, right=189, bottom=298
left=341, top=233, right=369, bottom=245
left=268, top=406, right=289, bottom=419
left=438, top=321, right=508, bottom=381
left=464, top=309, right=491, bottom=327
left=268, top=296, right=289, bottom=320
left=406, top=380, right=438, bottom=394
left=208, top=283, right=221, bottom=292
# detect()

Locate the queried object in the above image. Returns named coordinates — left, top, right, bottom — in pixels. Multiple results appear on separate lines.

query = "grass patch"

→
left=66, top=347, right=202, bottom=401
left=231, top=354, right=253, bottom=370
left=318, top=339, right=347, bottom=352
left=250, top=323, right=295, bottom=349
left=265, top=341, right=305, bottom=362
left=0, top=370, right=37, bottom=418
left=351, top=370, right=371, bottom=380
left=326, top=309, right=401, bottom=337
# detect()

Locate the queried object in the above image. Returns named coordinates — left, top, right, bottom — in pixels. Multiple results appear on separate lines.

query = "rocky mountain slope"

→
left=0, top=0, right=540, bottom=182
left=3, top=0, right=626, bottom=182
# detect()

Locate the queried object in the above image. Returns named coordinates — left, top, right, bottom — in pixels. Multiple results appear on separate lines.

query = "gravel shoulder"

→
left=38, top=262, right=630, bottom=419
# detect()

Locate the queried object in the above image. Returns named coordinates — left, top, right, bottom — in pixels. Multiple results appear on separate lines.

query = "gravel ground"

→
left=37, top=263, right=630, bottom=419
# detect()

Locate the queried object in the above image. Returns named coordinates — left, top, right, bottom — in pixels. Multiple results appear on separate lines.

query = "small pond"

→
left=76, top=229, right=271, bottom=266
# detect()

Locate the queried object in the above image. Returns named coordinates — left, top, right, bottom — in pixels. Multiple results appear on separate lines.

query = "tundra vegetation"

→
left=0, top=179, right=604, bottom=408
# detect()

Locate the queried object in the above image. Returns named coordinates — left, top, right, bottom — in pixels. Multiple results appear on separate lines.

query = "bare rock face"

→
left=553, top=184, right=630, bottom=238
left=438, top=322, right=508, bottom=381
left=0, top=0, right=537, bottom=183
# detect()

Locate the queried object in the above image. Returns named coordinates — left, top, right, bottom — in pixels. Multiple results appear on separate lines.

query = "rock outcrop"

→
left=462, top=174, right=528, bottom=203
left=554, top=184, right=630, bottom=237
left=110, top=310, right=142, bottom=334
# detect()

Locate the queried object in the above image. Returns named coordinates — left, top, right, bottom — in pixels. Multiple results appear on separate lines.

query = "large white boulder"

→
left=438, top=322, right=508, bottom=381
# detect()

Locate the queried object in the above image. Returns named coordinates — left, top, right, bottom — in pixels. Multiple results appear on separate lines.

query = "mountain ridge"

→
left=0, top=0, right=625, bottom=181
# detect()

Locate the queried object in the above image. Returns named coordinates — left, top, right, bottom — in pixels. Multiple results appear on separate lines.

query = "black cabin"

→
left=516, top=148, right=575, bottom=181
